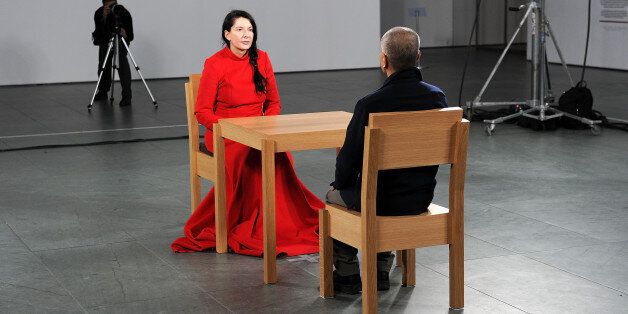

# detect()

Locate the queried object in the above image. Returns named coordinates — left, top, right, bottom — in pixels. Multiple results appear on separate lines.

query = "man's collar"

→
left=382, top=67, right=423, bottom=87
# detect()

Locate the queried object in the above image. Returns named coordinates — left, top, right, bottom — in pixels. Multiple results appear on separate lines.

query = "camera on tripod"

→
left=88, top=2, right=158, bottom=110
left=107, top=4, right=124, bottom=37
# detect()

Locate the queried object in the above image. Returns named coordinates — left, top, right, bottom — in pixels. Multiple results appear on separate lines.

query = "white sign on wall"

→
left=380, top=0, right=453, bottom=47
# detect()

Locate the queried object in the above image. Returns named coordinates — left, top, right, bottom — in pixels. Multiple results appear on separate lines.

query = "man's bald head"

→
left=380, top=27, right=421, bottom=71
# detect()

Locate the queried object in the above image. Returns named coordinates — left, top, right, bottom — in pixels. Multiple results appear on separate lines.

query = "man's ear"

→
left=416, top=50, right=422, bottom=64
left=382, top=53, right=389, bottom=69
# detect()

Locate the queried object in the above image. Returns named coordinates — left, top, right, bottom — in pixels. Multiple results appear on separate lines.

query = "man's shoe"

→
left=119, top=98, right=132, bottom=107
left=333, top=271, right=361, bottom=295
left=377, top=271, right=390, bottom=291
left=94, top=91, right=108, bottom=100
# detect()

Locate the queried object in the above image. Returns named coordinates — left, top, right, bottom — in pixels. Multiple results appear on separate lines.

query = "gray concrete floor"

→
left=0, top=47, right=627, bottom=313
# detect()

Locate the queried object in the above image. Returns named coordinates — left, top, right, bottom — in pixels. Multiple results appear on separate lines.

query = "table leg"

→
left=214, top=124, right=228, bottom=253
left=262, top=139, right=277, bottom=284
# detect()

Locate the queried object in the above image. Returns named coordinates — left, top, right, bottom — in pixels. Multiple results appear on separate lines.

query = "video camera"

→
left=109, top=4, right=123, bottom=31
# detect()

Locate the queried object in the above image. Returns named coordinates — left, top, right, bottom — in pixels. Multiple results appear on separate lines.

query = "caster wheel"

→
left=87, top=104, right=92, bottom=111
left=590, top=124, right=602, bottom=135
left=484, top=124, right=495, bottom=136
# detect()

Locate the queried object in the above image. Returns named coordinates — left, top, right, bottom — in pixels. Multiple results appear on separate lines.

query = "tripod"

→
left=465, top=0, right=602, bottom=135
left=88, top=29, right=157, bottom=111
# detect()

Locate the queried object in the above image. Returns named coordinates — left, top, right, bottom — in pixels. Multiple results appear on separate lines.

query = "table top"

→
left=218, top=111, right=353, bottom=152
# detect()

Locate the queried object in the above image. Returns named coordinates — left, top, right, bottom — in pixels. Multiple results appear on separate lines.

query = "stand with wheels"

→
left=465, top=0, right=602, bottom=136
left=88, top=30, right=158, bottom=111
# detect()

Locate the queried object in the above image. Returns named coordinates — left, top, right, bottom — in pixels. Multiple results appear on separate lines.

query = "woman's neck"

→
left=229, top=45, right=248, bottom=58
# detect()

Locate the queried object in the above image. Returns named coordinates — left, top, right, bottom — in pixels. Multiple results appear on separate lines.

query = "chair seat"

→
left=325, top=203, right=450, bottom=252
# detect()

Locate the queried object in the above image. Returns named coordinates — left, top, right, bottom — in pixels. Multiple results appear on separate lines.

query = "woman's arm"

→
left=262, top=52, right=281, bottom=116
left=195, top=58, right=222, bottom=128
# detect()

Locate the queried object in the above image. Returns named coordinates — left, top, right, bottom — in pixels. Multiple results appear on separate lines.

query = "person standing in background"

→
left=92, top=0, right=133, bottom=106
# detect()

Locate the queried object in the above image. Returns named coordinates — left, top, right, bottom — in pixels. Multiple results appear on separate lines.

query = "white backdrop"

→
left=381, top=0, right=528, bottom=47
left=537, top=0, right=628, bottom=70
left=380, top=0, right=453, bottom=47
left=0, top=0, right=380, bottom=86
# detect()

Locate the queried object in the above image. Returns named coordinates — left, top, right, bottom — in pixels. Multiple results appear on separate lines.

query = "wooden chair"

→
left=185, top=74, right=228, bottom=253
left=319, top=107, right=469, bottom=313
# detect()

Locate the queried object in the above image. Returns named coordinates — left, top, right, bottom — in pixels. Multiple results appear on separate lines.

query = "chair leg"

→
left=450, top=241, right=464, bottom=309
left=319, top=209, right=333, bottom=298
left=190, top=174, right=201, bottom=213
left=402, top=249, right=416, bottom=287
left=361, top=247, right=378, bottom=314
left=395, top=250, right=403, bottom=267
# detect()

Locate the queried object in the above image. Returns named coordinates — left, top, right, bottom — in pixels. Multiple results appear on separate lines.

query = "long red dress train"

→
left=171, top=47, right=324, bottom=256
left=171, top=137, right=324, bottom=256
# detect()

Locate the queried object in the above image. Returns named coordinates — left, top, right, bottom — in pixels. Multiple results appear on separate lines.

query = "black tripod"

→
left=88, top=27, right=157, bottom=111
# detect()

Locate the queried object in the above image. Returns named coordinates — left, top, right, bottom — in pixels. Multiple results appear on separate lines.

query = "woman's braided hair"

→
left=221, top=10, right=267, bottom=93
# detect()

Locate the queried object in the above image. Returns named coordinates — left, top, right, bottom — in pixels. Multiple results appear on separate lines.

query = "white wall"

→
left=380, top=0, right=453, bottom=47
left=543, top=0, right=628, bottom=70
left=381, top=0, right=527, bottom=47
left=453, top=0, right=528, bottom=46
left=0, top=0, right=380, bottom=86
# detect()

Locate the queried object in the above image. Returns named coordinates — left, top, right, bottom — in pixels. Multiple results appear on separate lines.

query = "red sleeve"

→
left=262, top=53, right=281, bottom=116
left=195, top=58, right=222, bottom=128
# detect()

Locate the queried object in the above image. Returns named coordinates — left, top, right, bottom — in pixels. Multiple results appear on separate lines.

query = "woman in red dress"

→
left=171, top=10, right=324, bottom=256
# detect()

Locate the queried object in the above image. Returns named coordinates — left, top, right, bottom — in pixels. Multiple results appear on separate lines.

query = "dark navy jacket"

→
left=332, top=67, right=448, bottom=216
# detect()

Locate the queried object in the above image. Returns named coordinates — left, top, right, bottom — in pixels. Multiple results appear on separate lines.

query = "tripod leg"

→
left=473, top=4, right=535, bottom=103
left=545, top=18, right=575, bottom=86
left=545, top=52, right=554, bottom=103
left=88, top=38, right=115, bottom=111
left=110, top=35, right=118, bottom=103
left=120, top=37, right=158, bottom=108
left=482, top=107, right=531, bottom=136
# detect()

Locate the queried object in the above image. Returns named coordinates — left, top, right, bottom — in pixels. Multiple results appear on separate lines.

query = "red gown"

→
left=171, top=47, right=324, bottom=256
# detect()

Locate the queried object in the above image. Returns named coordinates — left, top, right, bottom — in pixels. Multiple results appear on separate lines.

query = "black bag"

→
left=517, top=111, right=558, bottom=131
left=557, top=81, right=594, bottom=129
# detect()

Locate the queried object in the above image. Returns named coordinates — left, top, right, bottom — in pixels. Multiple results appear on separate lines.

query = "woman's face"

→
left=225, top=17, right=254, bottom=52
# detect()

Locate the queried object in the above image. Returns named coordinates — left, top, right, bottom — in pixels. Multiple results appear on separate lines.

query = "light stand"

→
left=465, top=0, right=602, bottom=135
left=88, top=28, right=158, bottom=111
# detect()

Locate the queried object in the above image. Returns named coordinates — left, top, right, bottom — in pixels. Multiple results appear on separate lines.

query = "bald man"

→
left=326, top=27, right=448, bottom=295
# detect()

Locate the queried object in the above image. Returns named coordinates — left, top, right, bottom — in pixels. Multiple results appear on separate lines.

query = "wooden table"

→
left=215, top=111, right=353, bottom=284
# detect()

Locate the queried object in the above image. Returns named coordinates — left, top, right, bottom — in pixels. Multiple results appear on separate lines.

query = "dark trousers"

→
left=98, top=41, right=132, bottom=100
left=325, top=188, right=394, bottom=276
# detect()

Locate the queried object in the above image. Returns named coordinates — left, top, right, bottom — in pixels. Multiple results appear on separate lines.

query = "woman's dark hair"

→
left=222, top=10, right=267, bottom=93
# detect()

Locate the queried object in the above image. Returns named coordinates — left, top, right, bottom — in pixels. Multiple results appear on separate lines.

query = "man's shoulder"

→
left=355, top=79, right=447, bottom=113
left=357, top=80, right=445, bottom=104
left=354, top=89, right=384, bottom=111
left=418, top=81, right=445, bottom=95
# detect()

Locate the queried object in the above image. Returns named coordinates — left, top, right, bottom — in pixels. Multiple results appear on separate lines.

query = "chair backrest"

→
left=360, top=107, right=469, bottom=216
left=185, top=74, right=202, bottom=151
